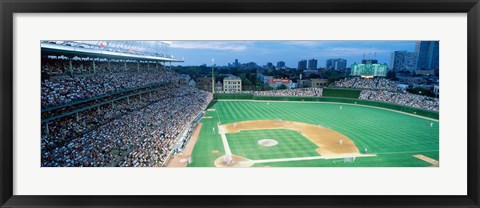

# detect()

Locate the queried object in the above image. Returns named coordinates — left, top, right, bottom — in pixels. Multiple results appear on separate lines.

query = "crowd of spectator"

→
left=41, top=85, right=213, bottom=167
left=42, top=70, right=181, bottom=108
left=42, top=58, right=161, bottom=77
left=214, top=88, right=324, bottom=97
left=254, top=88, right=323, bottom=97
left=359, top=90, right=439, bottom=111
left=214, top=90, right=253, bottom=94
left=333, top=77, right=403, bottom=92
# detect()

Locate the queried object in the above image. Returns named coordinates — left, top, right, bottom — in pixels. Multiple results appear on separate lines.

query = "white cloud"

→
left=317, top=47, right=390, bottom=57
left=169, top=41, right=251, bottom=52
left=284, top=41, right=326, bottom=47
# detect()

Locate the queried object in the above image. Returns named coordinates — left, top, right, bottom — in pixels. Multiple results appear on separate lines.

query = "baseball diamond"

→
left=186, top=100, right=439, bottom=167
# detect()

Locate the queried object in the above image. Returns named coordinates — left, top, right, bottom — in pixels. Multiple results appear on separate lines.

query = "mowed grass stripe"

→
left=227, top=129, right=319, bottom=160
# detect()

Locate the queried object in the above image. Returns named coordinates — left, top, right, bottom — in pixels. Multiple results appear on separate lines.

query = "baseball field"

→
left=180, top=100, right=439, bottom=167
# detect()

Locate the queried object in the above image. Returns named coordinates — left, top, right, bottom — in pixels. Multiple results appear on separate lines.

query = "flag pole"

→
left=212, top=58, right=215, bottom=94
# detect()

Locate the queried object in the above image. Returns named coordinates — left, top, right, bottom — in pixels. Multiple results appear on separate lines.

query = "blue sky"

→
left=169, top=41, right=417, bottom=68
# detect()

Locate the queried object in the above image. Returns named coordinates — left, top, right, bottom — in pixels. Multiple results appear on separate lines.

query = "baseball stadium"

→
left=40, top=40, right=439, bottom=168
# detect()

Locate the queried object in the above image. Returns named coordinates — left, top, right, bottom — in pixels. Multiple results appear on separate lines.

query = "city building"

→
left=290, top=82, right=298, bottom=89
left=234, top=59, right=239, bottom=68
left=361, top=59, right=378, bottom=64
left=298, top=60, right=307, bottom=70
left=266, top=62, right=275, bottom=70
left=416, top=41, right=439, bottom=70
left=308, top=59, right=318, bottom=70
left=326, top=58, right=347, bottom=70
left=391, top=50, right=417, bottom=72
left=351, top=59, right=388, bottom=77
left=215, top=81, right=223, bottom=92
left=188, top=79, right=196, bottom=88
left=416, top=69, right=435, bottom=76
left=196, top=76, right=212, bottom=92
left=277, top=61, right=285, bottom=68
left=179, top=74, right=191, bottom=85
left=299, top=79, right=311, bottom=88
left=303, top=69, right=319, bottom=77
left=262, top=75, right=272, bottom=84
left=256, top=72, right=265, bottom=81
left=223, top=75, right=242, bottom=92
left=310, top=79, right=329, bottom=88
left=242, top=62, right=258, bottom=70
left=268, top=77, right=292, bottom=89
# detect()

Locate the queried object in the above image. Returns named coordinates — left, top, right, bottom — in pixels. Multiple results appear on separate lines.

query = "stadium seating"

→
left=41, top=58, right=213, bottom=167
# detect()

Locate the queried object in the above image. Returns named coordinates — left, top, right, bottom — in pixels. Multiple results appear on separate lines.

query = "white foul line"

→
left=245, top=154, right=377, bottom=165
left=218, top=125, right=233, bottom=159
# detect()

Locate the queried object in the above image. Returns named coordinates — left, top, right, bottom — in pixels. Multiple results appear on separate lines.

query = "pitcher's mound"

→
left=258, top=139, right=278, bottom=147
left=214, top=155, right=253, bottom=167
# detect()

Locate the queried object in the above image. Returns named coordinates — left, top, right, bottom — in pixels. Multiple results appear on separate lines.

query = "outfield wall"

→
left=213, top=94, right=439, bottom=120
left=213, top=93, right=253, bottom=100
left=322, top=88, right=361, bottom=98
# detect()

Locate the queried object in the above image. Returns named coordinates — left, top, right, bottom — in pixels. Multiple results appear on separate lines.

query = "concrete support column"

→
left=93, top=60, right=96, bottom=74
left=69, top=58, right=73, bottom=76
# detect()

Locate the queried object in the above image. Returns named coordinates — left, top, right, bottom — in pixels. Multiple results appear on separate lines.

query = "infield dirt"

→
left=222, top=120, right=360, bottom=156
left=167, top=123, right=203, bottom=167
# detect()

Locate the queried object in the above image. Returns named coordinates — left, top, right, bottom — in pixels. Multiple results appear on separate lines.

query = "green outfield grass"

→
left=228, top=129, right=319, bottom=160
left=188, top=100, right=439, bottom=167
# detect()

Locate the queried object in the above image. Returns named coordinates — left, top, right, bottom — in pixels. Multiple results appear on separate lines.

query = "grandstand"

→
left=41, top=41, right=213, bottom=167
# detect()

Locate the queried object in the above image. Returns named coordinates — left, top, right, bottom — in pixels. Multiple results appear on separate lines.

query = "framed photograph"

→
left=1, top=0, right=479, bottom=207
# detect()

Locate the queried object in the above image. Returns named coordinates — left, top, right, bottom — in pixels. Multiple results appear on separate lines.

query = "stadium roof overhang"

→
left=41, top=42, right=184, bottom=62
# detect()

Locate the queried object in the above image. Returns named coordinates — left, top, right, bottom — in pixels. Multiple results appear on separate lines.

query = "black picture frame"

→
left=1, top=0, right=479, bottom=207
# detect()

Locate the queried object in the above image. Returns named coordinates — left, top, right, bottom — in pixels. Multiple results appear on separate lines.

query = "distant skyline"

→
left=169, top=41, right=417, bottom=68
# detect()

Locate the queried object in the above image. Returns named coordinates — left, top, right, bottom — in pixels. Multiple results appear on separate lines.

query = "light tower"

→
left=211, top=58, right=215, bottom=94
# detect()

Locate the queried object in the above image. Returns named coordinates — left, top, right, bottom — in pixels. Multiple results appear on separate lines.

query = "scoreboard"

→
left=351, top=61, right=388, bottom=77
